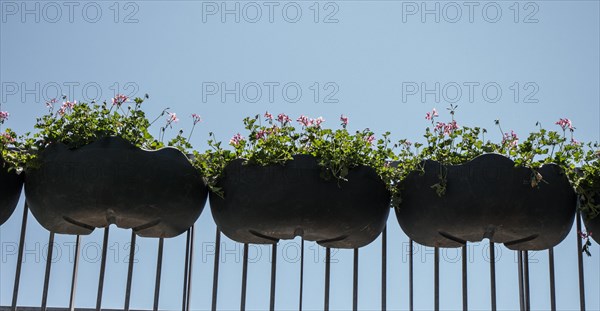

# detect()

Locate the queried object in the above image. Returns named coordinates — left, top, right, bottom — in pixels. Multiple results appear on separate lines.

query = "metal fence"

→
left=1, top=199, right=599, bottom=311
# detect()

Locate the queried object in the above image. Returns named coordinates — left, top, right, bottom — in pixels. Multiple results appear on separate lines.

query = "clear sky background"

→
left=1, top=1, right=599, bottom=310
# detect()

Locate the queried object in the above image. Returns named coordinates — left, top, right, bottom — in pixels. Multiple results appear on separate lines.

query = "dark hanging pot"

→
left=395, top=153, right=576, bottom=250
left=581, top=192, right=600, bottom=244
left=25, top=137, right=208, bottom=238
left=209, top=155, right=391, bottom=249
left=583, top=215, right=600, bottom=244
left=0, top=159, right=24, bottom=225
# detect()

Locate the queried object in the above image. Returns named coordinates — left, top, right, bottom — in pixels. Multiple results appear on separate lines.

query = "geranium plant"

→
left=401, top=105, right=584, bottom=197
left=0, top=109, right=19, bottom=169
left=574, top=145, right=600, bottom=255
left=193, top=112, right=401, bottom=201
left=4, top=94, right=195, bottom=171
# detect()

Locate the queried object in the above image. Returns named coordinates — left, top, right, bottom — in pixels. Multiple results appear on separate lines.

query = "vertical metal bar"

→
left=211, top=229, right=221, bottom=311
left=41, top=232, right=55, bottom=311
left=96, top=226, right=110, bottom=311
left=382, top=227, right=387, bottom=311
left=69, top=235, right=81, bottom=311
left=434, top=247, right=439, bottom=311
left=524, top=251, right=530, bottom=311
left=548, top=248, right=556, bottom=311
left=576, top=210, right=586, bottom=311
left=518, top=251, right=525, bottom=311
left=299, top=238, right=304, bottom=311
left=462, top=245, right=468, bottom=311
left=270, top=243, right=277, bottom=311
left=353, top=248, right=359, bottom=311
left=489, top=242, right=496, bottom=311
left=154, top=237, right=165, bottom=311
left=240, top=243, right=249, bottom=311
left=11, top=202, right=29, bottom=311
left=409, top=239, right=414, bottom=311
left=182, top=230, right=191, bottom=311
left=324, top=247, right=331, bottom=311
left=186, top=225, right=195, bottom=311
left=124, top=231, right=136, bottom=311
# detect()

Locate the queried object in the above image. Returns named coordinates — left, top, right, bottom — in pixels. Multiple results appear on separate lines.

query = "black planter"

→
left=395, top=153, right=576, bottom=250
left=25, top=137, right=208, bottom=238
left=0, top=159, right=24, bottom=225
left=581, top=192, right=600, bottom=244
left=209, top=155, right=391, bottom=248
left=584, top=215, right=600, bottom=244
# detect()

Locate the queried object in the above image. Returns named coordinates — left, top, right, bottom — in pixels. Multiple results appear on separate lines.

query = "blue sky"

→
left=1, top=1, right=599, bottom=310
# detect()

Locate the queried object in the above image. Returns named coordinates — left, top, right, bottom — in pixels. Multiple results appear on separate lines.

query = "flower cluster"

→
left=229, top=133, right=244, bottom=146
left=192, top=113, right=202, bottom=125
left=556, top=118, right=574, bottom=131
left=0, top=111, right=9, bottom=124
left=340, top=115, right=349, bottom=127
left=502, top=130, right=519, bottom=148
left=112, top=94, right=129, bottom=106
left=58, top=100, right=77, bottom=116
left=1, top=132, right=15, bottom=144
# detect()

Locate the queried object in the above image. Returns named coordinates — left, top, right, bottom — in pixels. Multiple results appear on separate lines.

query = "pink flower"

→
left=64, top=100, right=76, bottom=109
left=340, top=114, right=349, bottom=126
left=366, top=135, right=376, bottom=145
left=264, top=111, right=273, bottom=121
left=297, top=115, right=312, bottom=127
left=312, top=116, right=325, bottom=128
left=191, top=113, right=202, bottom=125
left=579, top=231, right=592, bottom=239
left=502, top=130, right=519, bottom=148
left=0, top=111, right=9, bottom=123
left=443, top=120, right=459, bottom=135
left=571, top=138, right=581, bottom=146
left=434, top=122, right=445, bottom=133
left=1, top=132, right=15, bottom=143
left=112, top=94, right=129, bottom=106
left=168, top=112, right=179, bottom=123
left=425, top=108, right=439, bottom=121
left=556, top=118, right=574, bottom=131
left=57, top=100, right=76, bottom=116
left=255, top=129, right=267, bottom=140
left=277, top=113, right=291, bottom=125
left=230, top=133, right=244, bottom=146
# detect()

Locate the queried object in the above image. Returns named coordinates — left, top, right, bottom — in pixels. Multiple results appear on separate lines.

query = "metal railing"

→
left=1, top=200, right=598, bottom=311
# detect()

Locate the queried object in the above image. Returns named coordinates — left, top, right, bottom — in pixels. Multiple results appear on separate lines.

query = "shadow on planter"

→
left=395, top=153, right=576, bottom=250
left=25, top=137, right=208, bottom=238
left=209, top=155, right=390, bottom=249
left=0, top=160, right=24, bottom=225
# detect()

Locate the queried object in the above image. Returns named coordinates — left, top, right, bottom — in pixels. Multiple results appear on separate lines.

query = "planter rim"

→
left=217, top=154, right=386, bottom=189
left=391, top=152, right=564, bottom=170
left=223, top=153, right=377, bottom=170
left=36, top=136, right=196, bottom=167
